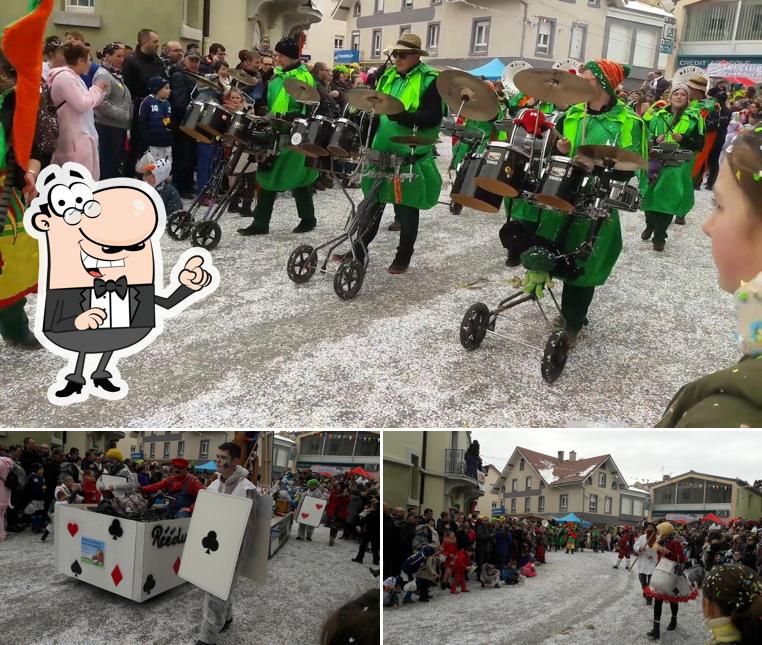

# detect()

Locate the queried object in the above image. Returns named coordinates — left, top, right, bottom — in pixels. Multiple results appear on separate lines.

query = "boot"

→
left=647, top=620, right=660, bottom=640
left=666, top=617, right=677, bottom=631
left=329, top=535, right=335, bottom=546
left=646, top=597, right=652, bottom=606
left=641, top=226, right=654, bottom=240
left=239, top=201, right=253, bottom=217
left=41, top=528, right=49, bottom=542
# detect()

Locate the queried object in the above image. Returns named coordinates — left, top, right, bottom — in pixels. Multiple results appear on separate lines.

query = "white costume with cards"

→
left=295, top=488, right=326, bottom=540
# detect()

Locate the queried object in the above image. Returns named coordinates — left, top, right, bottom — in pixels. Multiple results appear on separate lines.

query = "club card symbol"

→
left=108, top=519, right=123, bottom=540
left=71, top=560, right=82, bottom=577
left=143, top=574, right=156, bottom=595
left=22, top=162, right=220, bottom=406
left=67, top=522, right=79, bottom=537
left=202, top=530, right=219, bottom=555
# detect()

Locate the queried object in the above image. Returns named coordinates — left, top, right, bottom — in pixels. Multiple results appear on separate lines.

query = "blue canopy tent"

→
left=194, top=460, right=217, bottom=472
left=555, top=512, right=592, bottom=528
left=466, top=58, right=505, bottom=80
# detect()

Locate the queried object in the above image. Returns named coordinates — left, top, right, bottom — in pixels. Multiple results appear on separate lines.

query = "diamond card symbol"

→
left=111, top=565, right=123, bottom=587
left=173, top=556, right=181, bottom=575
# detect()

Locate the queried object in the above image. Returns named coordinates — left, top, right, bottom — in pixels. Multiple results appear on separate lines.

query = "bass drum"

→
left=327, top=118, right=361, bottom=158
left=473, top=142, right=529, bottom=198
left=451, top=155, right=504, bottom=214
left=532, top=156, right=590, bottom=213
left=605, top=180, right=640, bottom=212
left=290, top=115, right=335, bottom=158
left=224, top=111, right=258, bottom=146
left=180, top=101, right=213, bottom=144
left=199, top=102, right=235, bottom=138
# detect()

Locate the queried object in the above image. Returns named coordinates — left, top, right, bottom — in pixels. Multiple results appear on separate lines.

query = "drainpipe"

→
left=731, top=1, right=743, bottom=56
left=520, top=0, right=529, bottom=60
left=419, top=432, right=427, bottom=512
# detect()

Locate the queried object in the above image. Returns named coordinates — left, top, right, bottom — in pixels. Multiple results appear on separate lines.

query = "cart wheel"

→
left=166, top=211, right=193, bottom=241
left=287, top=245, right=318, bottom=284
left=449, top=201, right=463, bottom=215
left=333, top=259, right=365, bottom=300
left=541, top=328, right=570, bottom=383
left=460, top=303, right=490, bottom=350
left=191, top=221, right=222, bottom=250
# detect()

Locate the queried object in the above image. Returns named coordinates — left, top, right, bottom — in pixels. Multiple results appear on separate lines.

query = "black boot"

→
left=55, top=380, right=84, bottom=398
left=239, top=201, right=253, bottom=217
left=93, top=378, right=120, bottom=393
left=666, top=617, right=676, bottom=631
left=641, top=226, right=654, bottom=241
left=647, top=620, right=660, bottom=640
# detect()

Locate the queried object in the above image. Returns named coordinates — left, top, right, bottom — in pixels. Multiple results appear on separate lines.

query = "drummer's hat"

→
left=388, top=33, right=428, bottom=57
left=685, top=76, right=708, bottom=93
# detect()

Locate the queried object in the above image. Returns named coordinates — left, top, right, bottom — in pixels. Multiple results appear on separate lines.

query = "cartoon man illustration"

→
left=23, top=162, right=218, bottom=404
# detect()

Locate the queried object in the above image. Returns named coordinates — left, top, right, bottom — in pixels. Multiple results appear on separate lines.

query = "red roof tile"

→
left=517, top=446, right=611, bottom=486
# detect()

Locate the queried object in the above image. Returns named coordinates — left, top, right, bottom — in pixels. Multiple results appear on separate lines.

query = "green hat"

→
left=583, top=59, right=631, bottom=97
left=307, top=479, right=319, bottom=487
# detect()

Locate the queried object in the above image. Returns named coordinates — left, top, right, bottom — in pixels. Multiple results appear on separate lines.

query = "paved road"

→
left=0, top=525, right=375, bottom=645
left=383, top=549, right=705, bottom=644
left=4, top=145, right=734, bottom=426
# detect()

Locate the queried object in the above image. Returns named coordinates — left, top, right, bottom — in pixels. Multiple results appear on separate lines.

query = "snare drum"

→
left=451, top=155, right=504, bottom=214
left=326, top=118, right=361, bottom=158
left=290, top=115, right=334, bottom=157
left=605, top=180, right=640, bottom=212
left=180, top=101, right=213, bottom=144
left=199, top=102, right=235, bottom=138
left=473, top=142, right=529, bottom=198
left=224, top=111, right=258, bottom=145
left=533, top=156, right=590, bottom=213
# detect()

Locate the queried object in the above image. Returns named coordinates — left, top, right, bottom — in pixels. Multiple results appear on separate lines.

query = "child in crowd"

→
left=23, top=463, right=47, bottom=533
left=521, top=559, right=538, bottom=578
left=81, top=467, right=101, bottom=505
left=451, top=547, right=471, bottom=594
left=440, top=530, right=458, bottom=589
left=481, top=563, right=500, bottom=589
left=136, top=151, right=183, bottom=215
left=383, top=577, right=401, bottom=608
left=139, top=77, right=173, bottom=165
left=41, top=475, right=82, bottom=542
left=501, top=559, right=521, bottom=585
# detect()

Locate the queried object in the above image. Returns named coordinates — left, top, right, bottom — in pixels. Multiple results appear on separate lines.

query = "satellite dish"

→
left=552, top=58, right=581, bottom=74
left=502, top=60, right=533, bottom=100
left=672, top=65, right=706, bottom=85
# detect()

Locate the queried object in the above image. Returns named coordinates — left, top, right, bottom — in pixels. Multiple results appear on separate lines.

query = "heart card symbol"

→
left=143, top=574, right=156, bottom=595
left=67, top=523, right=79, bottom=537
left=108, top=519, right=123, bottom=541
left=71, top=560, right=82, bottom=577
left=301, top=512, right=309, bottom=519
left=315, top=504, right=324, bottom=510
left=202, top=530, right=219, bottom=555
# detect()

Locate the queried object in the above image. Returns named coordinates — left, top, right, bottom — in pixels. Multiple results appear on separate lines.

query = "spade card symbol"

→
left=202, top=530, right=219, bottom=555
left=315, top=504, right=324, bottom=510
left=71, top=560, right=82, bottom=577
left=301, top=512, right=309, bottom=519
left=108, top=519, right=123, bottom=541
left=143, top=574, right=156, bottom=595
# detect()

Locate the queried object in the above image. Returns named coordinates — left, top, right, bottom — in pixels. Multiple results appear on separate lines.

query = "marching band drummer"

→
left=238, top=37, right=318, bottom=237
left=543, top=59, right=646, bottom=346
left=348, top=33, right=446, bottom=274
left=640, top=84, right=705, bottom=252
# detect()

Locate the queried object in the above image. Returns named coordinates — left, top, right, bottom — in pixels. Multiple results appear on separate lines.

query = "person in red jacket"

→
left=81, top=467, right=102, bottom=504
left=440, top=530, right=458, bottom=589
left=326, top=482, right=350, bottom=547
left=451, top=547, right=472, bottom=594
left=613, top=525, right=634, bottom=569
left=141, top=458, right=204, bottom=518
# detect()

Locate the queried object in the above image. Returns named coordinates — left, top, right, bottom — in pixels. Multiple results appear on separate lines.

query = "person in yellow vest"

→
left=238, top=37, right=318, bottom=236
left=350, top=34, right=445, bottom=274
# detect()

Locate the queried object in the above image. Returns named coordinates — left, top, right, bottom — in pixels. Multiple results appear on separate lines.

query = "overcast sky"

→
left=470, top=430, right=762, bottom=485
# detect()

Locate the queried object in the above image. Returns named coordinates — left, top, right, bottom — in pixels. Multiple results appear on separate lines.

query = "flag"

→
left=1, top=0, right=54, bottom=171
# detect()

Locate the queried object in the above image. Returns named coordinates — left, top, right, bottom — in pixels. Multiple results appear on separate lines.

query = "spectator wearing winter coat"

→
left=170, top=50, right=201, bottom=197
left=326, top=484, right=350, bottom=546
left=48, top=44, right=106, bottom=179
left=94, top=43, right=132, bottom=179
left=139, top=77, right=173, bottom=163
left=411, top=523, right=429, bottom=552
left=345, top=492, right=363, bottom=538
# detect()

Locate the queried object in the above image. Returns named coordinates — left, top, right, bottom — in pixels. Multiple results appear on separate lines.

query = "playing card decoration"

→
left=295, top=495, right=324, bottom=528
left=202, top=531, right=219, bottom=555
left=71, top=560, right=82, bottom=577
left=67, top=522, right=79, bottom=537
left=172, top=556, right=181, bottom=575
left=143, top=574, right=156, bottom=595
left=108, top=519, right=123, bottom=541
left=111, top=565, right=123, bottom=587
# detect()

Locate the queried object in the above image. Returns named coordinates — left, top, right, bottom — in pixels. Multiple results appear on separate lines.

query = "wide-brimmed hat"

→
left=686, top=76, right=707, bottom=92
left=387, top=33, right=428, bottom=56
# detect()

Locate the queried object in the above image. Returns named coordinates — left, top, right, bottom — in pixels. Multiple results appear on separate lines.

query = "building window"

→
left=519, top=458, right=525, bottom=471
left=621, top=495, right=634, bottom=516
left=654, top=484, right=676, bottom=505
left=587, top=476, right=593, bottom=485
left=706, top=482, right=732, bottom=504
left=351, top=31, right=360, bottom=51
left=178, top=441, right=185, bottom=457
left=324, top=433, right=356, bottom=456
left=353, top=1, right=361, bottom=16
left=612, top=478, right=617, bottom=490
left=163, top=442, right=170, bottom=459
left=200, top=440, right=209, bottom=459
left=737, top=3, right=762, bottom=40
left=491, top=501, right=497, bottom=509
left=400, top=25, right=411, bottom=37
left=512, top=478, right=517, bottom=492
left=402, top=0, right=413, bottom=8
left=633, top=498, right=644, bottom=516
left=683, top=2, right=737, bottom=42
left=139, top=443, right=144, bottom=453
left=149, top=443, right=155, bottom=458
left=510, top=498, right=517, bottom=513
left=427, top=23, right=440, bottom=52
left=66, top=0, right=95, bottom=12
left=560, top=494, right=568, bottom=511
left=471, top=18, right=490, bottom=55
left=633, top=28, right=658, bottom=69
left=409, top=454, right=420, bottom=500
left=604, top=497, right=612, bottom=513
left=538, top=496, right=545, bottom=512
left=536, top=18, right=554, bottom=57
left=335, top=37, right=344, bottom=50
left=589, top=494, right=597, bottom=512
left=130, top=445, right=136, bottom=453
left=354, top=432, right=380, bottom=457
left=524, top=497, right=531, bottom=512
left=432, top=0, right=441, bottom=4
left=525, top=476, right=532, bottom=490
left=570, top=23, right=586, bottom=60
left=677, top=477, right=706, bottom=504
left=588, top=0, right=600, bottom=6
left=375, top=0, right=384, bottom=13
left=371, top=29, right=382, bottom=57
left=599, top=472, right=606, bottom=487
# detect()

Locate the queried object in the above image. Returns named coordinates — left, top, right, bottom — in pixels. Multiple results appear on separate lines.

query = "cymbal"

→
left=513, top=69, right=594, bottom=106
left=346, top=88, right=404, bottom=115
left=575, top=144, right=647, bottom=171
left=183, top=70, right=223, bottom=93
left=283, top=78, right=320, bottom=104
left=390, top=135, right=439, bottom=146
left=229, top=68, right=258, bottom=86
left=435, top=70, right=498, bottom=121
left=266, top=116, right=293, bottom=134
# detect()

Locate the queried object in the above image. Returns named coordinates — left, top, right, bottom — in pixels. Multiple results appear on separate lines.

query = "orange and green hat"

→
left=584, top=59, right=631, bottom=97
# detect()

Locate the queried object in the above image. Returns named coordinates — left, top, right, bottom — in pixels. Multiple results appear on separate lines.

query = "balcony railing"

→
left=683, top=1, right=762, bottom=43
left=444, top=448, right=470, bottom=477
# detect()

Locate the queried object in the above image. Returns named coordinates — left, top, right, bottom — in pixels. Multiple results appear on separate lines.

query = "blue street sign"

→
left=335, top=49, right=360, bottom=63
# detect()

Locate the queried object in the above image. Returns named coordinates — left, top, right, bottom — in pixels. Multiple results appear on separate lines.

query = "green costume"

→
left=255, top=63, right=318, bottom=193
left=360, top=62, right=444, bottom=211
left=641, top=105, right=704, bottom=227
